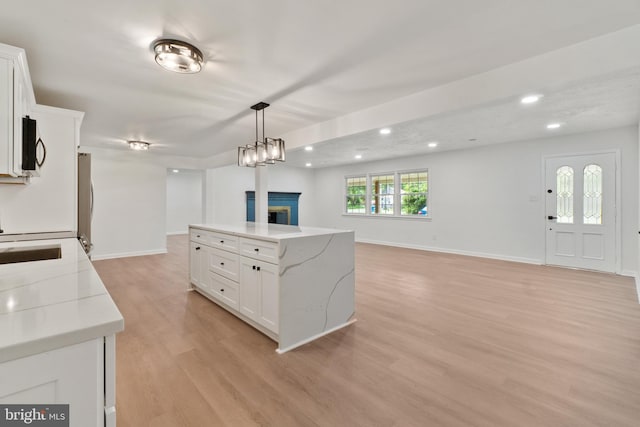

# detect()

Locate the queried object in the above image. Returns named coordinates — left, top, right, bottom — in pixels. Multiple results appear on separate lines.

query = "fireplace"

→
left=246, top=192, right=301, bottom=225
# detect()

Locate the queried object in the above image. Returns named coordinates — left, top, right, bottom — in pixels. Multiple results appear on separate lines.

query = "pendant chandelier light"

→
left=238, top=102, right=286, bottom=167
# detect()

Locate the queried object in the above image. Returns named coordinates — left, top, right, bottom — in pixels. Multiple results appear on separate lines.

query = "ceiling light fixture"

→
left=237, top=102, right=286, bottom=167
left=354, top=154, right=362, bottom=159
left=428, top=142, right=438, bottom=148
left=305, top=162, right=312, bottom=167
left=305, top=146, right=313, bottom=151
left=546, top=122, right=562, bottom=129
left=128, top=140, right=150, bottom=150
left=153, top=39, right=203, bottom=74
left=172, top=169, right=179, bottom=173
left=379, top=128, right=391, bottom=135
left=520, top=94, right=542, bottom=104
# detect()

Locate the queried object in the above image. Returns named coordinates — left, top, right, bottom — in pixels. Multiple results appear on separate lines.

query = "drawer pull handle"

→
left=220, top=262, right=225, bottom=266
left=257, top=266, right=261, bottom=271
left=252, top=265, right=256, bottom=270
left=220, top=288, right=224, bottom=292
left=197, top=235, right=201, bottom=238
left=220, top=240, right=224, bottom=243
left=254, top=248, right=259, bottom=252
left=195, top=247, right=201, bottom=251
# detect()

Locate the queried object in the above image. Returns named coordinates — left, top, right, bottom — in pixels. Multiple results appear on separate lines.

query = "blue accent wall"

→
left=246, top=192, right=301, bottom=225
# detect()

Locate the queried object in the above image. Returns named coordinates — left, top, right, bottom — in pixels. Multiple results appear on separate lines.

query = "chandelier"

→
left=237, top=102, right=285, bottom=167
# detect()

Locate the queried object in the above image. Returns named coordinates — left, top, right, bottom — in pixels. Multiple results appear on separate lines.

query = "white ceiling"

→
left=1, top=1, right=639, bottom=164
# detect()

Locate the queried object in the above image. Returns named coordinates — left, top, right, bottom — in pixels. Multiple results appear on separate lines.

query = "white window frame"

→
left=343, top=168, right=430, bottom=219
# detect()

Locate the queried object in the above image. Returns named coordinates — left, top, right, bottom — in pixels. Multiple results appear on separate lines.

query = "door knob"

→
left=547, top=215, right=557, bottom=220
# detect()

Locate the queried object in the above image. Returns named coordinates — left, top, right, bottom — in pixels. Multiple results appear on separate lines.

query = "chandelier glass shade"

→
left=238, top=102, right=286, bottom=167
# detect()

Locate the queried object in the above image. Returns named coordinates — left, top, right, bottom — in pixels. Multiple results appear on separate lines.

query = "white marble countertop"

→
left=190, top=223, right=353, bottom=242
left=0, top=238, right=124, bottom=363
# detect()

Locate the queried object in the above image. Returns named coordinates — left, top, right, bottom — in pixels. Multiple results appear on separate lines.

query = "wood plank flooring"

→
left=93, top=235, right=640, bottom=426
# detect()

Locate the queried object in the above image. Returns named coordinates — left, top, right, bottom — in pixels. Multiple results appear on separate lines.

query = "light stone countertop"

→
left=0, top=238, right=124, bottom=363
left=190, top=223, right=353, bottom=242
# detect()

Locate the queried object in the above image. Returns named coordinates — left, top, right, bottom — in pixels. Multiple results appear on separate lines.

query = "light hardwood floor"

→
left=93, top=235, right=640, bottom=427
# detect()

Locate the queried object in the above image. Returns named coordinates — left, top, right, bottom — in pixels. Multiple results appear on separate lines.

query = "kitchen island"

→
left=0, top=237, right=124, bottom=426
left=189, top=223, right=355, bottom=353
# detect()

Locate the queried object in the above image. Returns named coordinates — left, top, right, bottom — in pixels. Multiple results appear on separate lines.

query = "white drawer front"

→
left=207, top=272, right=239, bottom=310
left=190, top=229, right=209, bottom=244
left=207, top=231, right=239, bottom=252
left=207, top=247, right=239, bottom=282
left=239, top=238, right=279, bottom=264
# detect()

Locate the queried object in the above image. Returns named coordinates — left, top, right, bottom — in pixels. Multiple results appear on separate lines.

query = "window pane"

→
left=345, top=176, right=366, bottom=214
left=556, top=166, right=573, bottom=224
left=400, top=171, right=428, bottom=215
left=583, top=164, right=602, bottom=224
left=371, top=174, right=394, bottom=215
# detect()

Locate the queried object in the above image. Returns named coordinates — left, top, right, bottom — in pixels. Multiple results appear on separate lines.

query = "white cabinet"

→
left=189, top=241, right=204, bottom=287
left=0, top=43, right=34, bottom=179
left=0, top=336, right=116, bottom=427
left=239, top=259, right=278, bottom=333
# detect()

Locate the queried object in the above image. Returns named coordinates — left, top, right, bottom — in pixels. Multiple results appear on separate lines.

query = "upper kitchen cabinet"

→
left=0, top=42, right=35, bottom=180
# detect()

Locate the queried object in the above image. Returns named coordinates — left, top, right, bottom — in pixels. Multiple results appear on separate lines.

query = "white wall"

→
left=81, top=147, right=167, bottom=259
left=206, top=163, right=317, bottom=226
left=166, top=169, right=204, bottom=234
left=313, top=126, right=638, bottom=274
left=0, top=105, right=80, bottom=234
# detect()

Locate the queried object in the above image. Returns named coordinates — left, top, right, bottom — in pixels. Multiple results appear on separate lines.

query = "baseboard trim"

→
left=166, top=231, right=188, bottom=236
left=355, top=238, right=543, bottom=266
left=635, top=273, right=640, bottom=304
left=92, top=248, right=168, bottom=261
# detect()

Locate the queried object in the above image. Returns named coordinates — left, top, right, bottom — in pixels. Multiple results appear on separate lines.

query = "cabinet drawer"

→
left=190, top=229, right=209, bottom=244
left=207, top=272, right=239, bottom=310
left=239, top=238, right=279, bottom=264
left=206, top=247, right=239, bottom=282
left=207, top=230, right=238, bottom=252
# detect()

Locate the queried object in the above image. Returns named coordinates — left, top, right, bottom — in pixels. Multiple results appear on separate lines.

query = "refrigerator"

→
left=77, top=153, right=93, bottom=257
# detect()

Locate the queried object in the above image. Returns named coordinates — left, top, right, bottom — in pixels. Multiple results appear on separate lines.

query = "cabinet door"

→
left=239, top=258, right=260, bottom=322
left=189, top=242, right=203, bottom=287
left=0, top=338, right=104, bottom=427
left=258, top=262, right=279, bottom=333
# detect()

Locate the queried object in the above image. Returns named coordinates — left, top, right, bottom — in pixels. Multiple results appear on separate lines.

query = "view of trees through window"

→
left=345, top=176, right=366, bottom=213
left=400, top=172, right=428, bottom=215
left=345, top=170, right=428, bottom=217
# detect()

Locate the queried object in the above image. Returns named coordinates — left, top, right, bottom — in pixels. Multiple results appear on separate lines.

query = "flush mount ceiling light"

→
left=238, top=102, right=286, bottom=167
left=128, top=140, right=150, bottom=150
left=546, top=122, right=563, bottom=130
left=379, top=128, right=391, bottom=135
left=305, top=162, right=312, bottom=167
left=305, top=146, right=313, bottom=151
left=354, top=154, right=362, bottom=159
left=153, top=39, right=203, bottom=74
left=428, top=142, right=438, bottom=148
left=520, top=94, right=543, bottom=105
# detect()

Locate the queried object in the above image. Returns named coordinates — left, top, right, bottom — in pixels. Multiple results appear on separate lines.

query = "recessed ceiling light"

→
left=379, top=128, right=391, bottom=135
left=305, top=146, right=313, bottom=151
left=546, top=122, right=562, bottom=130
left=520, top=94, right=542, bottom=105
left=153, top=39, right=203, bottom=74
left=172, top=169, right=179, bottom=173
left=128, top=140, right=150, bottom=150
left=305, top=162, right=312, bottom=167
left=428, top=142, right=438, bottom=148
left=355, top=154, right=362, bottom=159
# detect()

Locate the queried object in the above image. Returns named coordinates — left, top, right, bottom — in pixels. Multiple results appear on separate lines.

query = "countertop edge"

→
left=190, top=224, right=354, bottom=242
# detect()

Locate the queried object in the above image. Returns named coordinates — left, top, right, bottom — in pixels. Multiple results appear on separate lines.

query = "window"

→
left=583, top=164, right=602, bottom=224
left=556, top=165, right=574, bottom=224
left=345, top=176, right=366, bottom=214
left=344, top=169, right=429, bottom=218
left=371, top=174, right=394, bottom=215
left=400, top=171, right=428, bottom=216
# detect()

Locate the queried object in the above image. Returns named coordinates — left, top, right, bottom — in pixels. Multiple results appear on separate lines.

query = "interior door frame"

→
left=542, top=149, right=622, bottom=274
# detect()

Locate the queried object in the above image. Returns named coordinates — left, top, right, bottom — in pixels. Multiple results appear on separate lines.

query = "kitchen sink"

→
left=0, top=244, right=62, bottom=265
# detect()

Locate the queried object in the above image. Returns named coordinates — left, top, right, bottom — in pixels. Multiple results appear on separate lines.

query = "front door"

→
left=545, top=153, right=616, bottom=272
